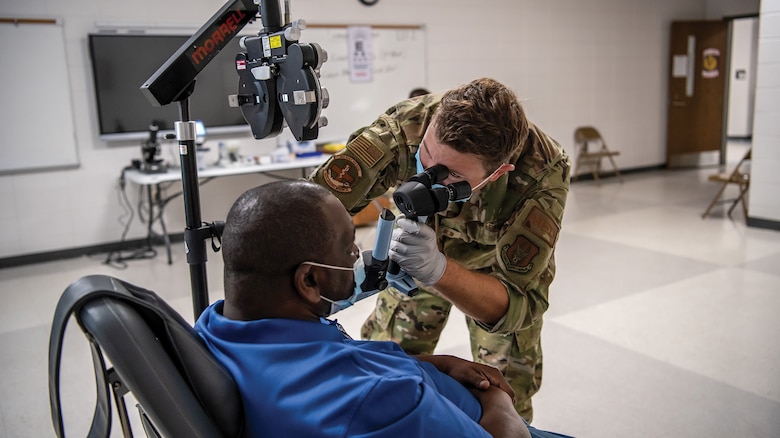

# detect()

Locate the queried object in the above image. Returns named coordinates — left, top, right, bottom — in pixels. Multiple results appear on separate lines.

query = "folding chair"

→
left=701, top=148, right=751, bottom=219
left=48, top=275, right=243, bottom=438
left=573, top=126, right=623, bottom=184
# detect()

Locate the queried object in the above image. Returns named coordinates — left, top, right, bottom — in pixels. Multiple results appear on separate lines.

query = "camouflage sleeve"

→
left=308, top=96, right=437, bottom=214
left=307, top=116, right=402, bottom=214
left=480, top=160, right=569, bottom=335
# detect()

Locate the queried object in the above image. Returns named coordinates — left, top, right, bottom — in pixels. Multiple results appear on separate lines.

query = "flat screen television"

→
left=88, top=32, right=251, bottom=142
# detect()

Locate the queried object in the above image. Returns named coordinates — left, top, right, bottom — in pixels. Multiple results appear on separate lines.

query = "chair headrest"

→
left=49, top=275, right=243, bottom=438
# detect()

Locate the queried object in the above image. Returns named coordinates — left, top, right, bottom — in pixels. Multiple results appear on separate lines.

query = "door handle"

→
left=671, top=101, right=686, bottom=107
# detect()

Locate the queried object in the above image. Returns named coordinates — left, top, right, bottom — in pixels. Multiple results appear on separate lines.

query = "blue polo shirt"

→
left=195, top=300, right=489, bottom=437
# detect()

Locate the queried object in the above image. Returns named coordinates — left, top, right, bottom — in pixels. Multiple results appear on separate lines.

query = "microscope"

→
left=132, top=122, right=167, bottom=174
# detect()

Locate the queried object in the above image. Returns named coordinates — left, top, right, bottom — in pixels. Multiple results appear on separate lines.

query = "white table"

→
left=124, top=155, right=329, bottom=185
left=124, top=155, right=329, bottom=264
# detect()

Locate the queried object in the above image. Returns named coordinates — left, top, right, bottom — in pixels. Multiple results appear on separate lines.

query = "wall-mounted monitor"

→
left=88, top=32, right=250, bottom=142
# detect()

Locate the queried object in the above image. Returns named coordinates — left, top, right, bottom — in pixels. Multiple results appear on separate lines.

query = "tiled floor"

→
left=1, top=142, right=779, bottom=437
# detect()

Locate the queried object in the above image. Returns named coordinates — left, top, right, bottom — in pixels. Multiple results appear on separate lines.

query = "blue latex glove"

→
left=389, top=218, right=446, bottom=286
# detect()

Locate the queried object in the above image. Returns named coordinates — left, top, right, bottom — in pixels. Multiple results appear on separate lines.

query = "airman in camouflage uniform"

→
left=309, top=78, right=570, bottom=422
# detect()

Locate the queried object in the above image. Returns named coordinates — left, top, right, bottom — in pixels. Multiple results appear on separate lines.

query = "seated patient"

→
left=196, top=181, right=561, bottom=437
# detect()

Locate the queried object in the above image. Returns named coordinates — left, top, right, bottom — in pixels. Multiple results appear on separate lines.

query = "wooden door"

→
left=666, top=20, right=729, bottom=167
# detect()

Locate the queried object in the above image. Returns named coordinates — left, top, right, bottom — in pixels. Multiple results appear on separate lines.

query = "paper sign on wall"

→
left=348, top=26, right=373, bottom=83
left=672, top=55, right=688, bottom=78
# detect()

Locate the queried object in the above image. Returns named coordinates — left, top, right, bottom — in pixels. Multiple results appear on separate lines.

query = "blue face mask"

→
left=301, top=256, right=368, bottom=316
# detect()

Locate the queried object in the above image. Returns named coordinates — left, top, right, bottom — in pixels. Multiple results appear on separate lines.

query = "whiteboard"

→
left=299, top=25, right=426, bottom=142
left=0, top=21, right=79, bottom=173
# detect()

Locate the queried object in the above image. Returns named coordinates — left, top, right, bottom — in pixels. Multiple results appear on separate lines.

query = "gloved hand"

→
left=389, top=218, right=446, bottom=286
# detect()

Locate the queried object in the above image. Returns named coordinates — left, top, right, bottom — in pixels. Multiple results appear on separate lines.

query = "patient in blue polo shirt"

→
left=196, top=181, right=571, bottom=438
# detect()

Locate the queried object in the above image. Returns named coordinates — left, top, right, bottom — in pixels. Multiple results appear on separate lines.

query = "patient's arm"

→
left=416, top=354, right=515, bottom=401
left=471, top=386, right=530, bottom=438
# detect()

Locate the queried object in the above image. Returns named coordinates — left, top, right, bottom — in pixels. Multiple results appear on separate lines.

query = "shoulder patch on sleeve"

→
left=500, top=235, right=539, bottom=274
left=323, top=155, right=363, bottom=193
left=524, top=206, right=559, bottom=246
left=349, top=136, right=385, bottom=168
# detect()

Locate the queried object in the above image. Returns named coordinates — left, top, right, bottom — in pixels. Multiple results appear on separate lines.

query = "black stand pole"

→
left=175, top=89, right=210, bottom=319
left=138, top=0, right=262, bottom=320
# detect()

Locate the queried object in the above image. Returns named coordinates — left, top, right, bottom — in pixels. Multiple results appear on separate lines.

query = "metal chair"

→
left=573, top=126, right=623, bottom=184
left=48, top=275, right=243, bottom=438
left=701, top=148, right=751, bottom=219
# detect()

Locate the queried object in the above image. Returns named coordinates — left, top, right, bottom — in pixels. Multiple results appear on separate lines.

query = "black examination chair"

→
left=48, top=275, right=243, bottom=438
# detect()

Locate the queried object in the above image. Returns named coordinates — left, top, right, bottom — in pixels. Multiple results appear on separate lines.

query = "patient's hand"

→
left=470, top=386, right=530, bottom=438
left=416, top=354, right=515, bottom=402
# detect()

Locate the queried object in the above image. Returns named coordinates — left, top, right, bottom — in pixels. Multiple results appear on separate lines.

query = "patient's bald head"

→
left=222, top=181, right=335, bottom=277
left=220, top=181, right=355, bottom=320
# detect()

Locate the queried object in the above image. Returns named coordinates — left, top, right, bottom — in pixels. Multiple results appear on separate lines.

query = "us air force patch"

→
left=323, top=155, right=362, bottom=193
left=524, top=206, right=559, bottom=246
left=501, top=235, right=539, bottom=274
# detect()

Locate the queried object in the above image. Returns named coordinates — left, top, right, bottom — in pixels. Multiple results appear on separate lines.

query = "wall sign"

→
left=702, top=48, right=719, bottom=78
left=348, top=26, right=373, bottom=83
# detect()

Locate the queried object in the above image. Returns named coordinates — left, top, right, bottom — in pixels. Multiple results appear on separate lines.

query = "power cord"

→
left=98, top=166, right=158, bottom=269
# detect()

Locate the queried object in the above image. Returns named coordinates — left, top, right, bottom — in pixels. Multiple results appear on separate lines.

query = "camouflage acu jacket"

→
left=309, top=94, right=570, bottom=335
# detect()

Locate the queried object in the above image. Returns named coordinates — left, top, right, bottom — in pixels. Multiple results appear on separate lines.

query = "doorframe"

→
left=722, top=13, right=759, bottom=165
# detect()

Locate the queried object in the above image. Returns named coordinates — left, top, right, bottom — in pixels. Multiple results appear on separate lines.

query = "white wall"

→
left=727, top=17, right=759, bottom=137
left=0, top=0, right=734, bottom=259
left=709, top=0, right=763, bottom=139
left=749, top=0, right=780, bottom=224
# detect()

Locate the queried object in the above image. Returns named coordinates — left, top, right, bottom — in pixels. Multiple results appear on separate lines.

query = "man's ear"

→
left=490, top=163, right=515, bottom=181
left=294, top=263, right=323, bottom=305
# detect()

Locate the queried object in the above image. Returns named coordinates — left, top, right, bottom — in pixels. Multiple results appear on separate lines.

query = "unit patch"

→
left=349, top=136, right=385, bottom=168
left=323, top=155, right=362, bottom=193
left=501, top=235, right=539, bottom=274
left=524, top=206, right=559, bottom=246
